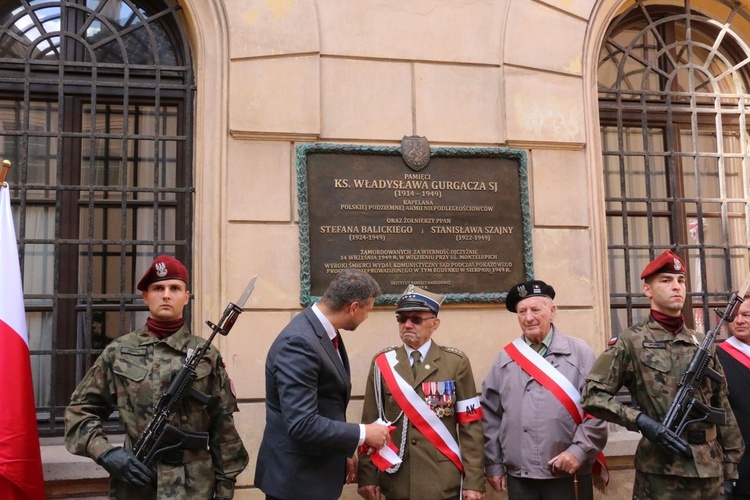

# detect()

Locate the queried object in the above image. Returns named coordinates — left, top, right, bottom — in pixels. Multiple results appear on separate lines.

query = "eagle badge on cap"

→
left=674, top=258, right=682, bottom=271
left=155, top=262, right=168, bottom=278
left=517, top=285, right=527, bottom=298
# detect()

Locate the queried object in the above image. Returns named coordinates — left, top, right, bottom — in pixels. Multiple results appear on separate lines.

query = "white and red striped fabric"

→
left=369, top=439, right=401, bottom=471
left=505, top=337, right=609, bottom=487
left=456, top=396, right=483, bottom=424
left=718, top=337, right=750, bottom=370
left=358, top=419, right=402, bottom=472
left=0, top=185, right=45, bottom=499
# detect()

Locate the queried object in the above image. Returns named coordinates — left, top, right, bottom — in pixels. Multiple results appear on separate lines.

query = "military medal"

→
left=422, top=381, right=437, bottom=413
left=434, top=381, right=445, bottom=417
left=421, top=382, right=433, bottom=407
left=443, top=380, right=455, bottom=416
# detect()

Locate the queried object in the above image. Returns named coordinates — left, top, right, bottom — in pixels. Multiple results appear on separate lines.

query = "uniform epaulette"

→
left=441, top=346, right=465, bottom=357
left=377, top=345, right=399, bottom=355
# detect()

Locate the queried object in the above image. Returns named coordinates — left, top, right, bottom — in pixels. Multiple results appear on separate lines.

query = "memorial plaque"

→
left=297, top=143, right=532, bottom=305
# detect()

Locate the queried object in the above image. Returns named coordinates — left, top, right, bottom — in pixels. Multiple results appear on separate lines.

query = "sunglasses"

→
left=396, top=315, right=436, bottom=325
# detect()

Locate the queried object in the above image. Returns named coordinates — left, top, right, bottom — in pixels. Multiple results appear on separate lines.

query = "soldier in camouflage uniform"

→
left=581, top=250, right=744, bottom=499
left=65, top=255, right=249, bottom=499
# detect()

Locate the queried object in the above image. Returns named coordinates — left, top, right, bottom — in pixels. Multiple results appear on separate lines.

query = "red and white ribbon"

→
left=359, top=419, right=402, bottom=471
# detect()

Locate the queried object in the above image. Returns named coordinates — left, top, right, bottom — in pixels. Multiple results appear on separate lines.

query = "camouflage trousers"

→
left=632, top=471, right=722, bottom=499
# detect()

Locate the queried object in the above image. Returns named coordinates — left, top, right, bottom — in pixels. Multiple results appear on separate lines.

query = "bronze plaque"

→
left=298, top=144, right=531, bottom=305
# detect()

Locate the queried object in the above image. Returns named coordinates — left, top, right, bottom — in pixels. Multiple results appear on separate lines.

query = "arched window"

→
left=599, top=0, right=750, bottom=336
left=0, top=0, right=194, bottom=435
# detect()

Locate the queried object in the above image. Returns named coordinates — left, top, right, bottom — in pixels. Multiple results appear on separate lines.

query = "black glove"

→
left=636, top=413, right=692, bottom=457
left=722, top=479, right=735, bottom=500
left=97, top=447, right=155, bottom=487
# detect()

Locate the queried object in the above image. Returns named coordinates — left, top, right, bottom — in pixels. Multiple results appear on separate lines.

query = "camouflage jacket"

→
left=581, top=317, right=744, bottom=479
left=64, top=325, right=249, bottom=499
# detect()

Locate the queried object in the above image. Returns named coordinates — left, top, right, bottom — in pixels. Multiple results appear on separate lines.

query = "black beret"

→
left=505, top=280, right=555, bottom=312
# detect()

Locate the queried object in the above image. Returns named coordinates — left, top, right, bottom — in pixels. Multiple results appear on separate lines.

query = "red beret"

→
left=640, top=250, right=686, bottom=280
left=137, top=255, right=189, bottom=291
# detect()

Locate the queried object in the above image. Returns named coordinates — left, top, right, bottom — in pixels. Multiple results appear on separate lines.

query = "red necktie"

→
left=332, top=332, right=340, bottom=350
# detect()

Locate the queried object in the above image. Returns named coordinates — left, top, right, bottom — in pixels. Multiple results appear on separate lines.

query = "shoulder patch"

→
left=608, top=336, right=618, bottom=347
left=441, top=346, right=465, bottom=357
left=377, top=345, right=399, bottom=354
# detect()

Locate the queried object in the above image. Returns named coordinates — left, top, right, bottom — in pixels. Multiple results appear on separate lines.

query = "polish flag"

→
left=0, top=185, right=46, bottom=499
left=357, top=420, right=402, bottom=472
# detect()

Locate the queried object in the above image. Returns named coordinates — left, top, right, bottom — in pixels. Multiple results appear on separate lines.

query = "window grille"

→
left=0, top=0, right=195, bottom=436
left=599, top=0, right=750, bottom=336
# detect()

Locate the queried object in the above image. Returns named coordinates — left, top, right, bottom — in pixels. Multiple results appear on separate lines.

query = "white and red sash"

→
left=358, top=418, right=402, bottom=471
left=504, top=337, right=609, bottom=486
left=718, top=337, right=750, bottom=370
left=375, top=349, right=467, bottom=474
left=370, top=440, right=401, bottom=471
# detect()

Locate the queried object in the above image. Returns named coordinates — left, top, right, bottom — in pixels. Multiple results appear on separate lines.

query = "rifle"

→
left=132, top=275, right=258, bottom=466
left=662, top=274, right=750, bottom=440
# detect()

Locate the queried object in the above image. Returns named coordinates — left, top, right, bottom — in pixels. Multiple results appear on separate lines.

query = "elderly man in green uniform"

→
left=581, top=250, right=744, bottom=499
left=65, top=255, right=249, bottom=499
left=357, top=285, right=485, bottom=500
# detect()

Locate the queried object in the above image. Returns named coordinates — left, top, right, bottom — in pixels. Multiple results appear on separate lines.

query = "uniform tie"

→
left=411, top=351, right=422, bottom=377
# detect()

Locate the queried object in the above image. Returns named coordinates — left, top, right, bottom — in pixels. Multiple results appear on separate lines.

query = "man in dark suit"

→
left=717, top=294, right=750, bottom=500
left=255, top=269, right=391, bottom=500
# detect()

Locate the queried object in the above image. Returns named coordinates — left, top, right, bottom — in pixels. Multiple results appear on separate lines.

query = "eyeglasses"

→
left=396, top=315, right=436, bottom=325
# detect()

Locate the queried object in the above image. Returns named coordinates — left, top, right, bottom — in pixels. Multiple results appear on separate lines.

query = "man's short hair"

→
left=321, top=269, right=381, bottom=311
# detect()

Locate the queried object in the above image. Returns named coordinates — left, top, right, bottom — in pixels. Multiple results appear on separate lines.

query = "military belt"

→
left=160, top=448, right=204, bottom=466
left=684, top=426, right=717, bottom=445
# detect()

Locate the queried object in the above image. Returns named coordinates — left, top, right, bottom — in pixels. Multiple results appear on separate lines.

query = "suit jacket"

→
left=254, top=307, right=361, bottom=500
left=358, top=341, right=485, bottom=500
left=717, top=343, right=750, bottom=496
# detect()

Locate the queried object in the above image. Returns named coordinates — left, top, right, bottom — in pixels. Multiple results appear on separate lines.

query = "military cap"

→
left=395, top=284, right=445, bottom=316
left=640, top=250, right=685, bottom=280
left=505, top=280, right=555, bottom=312
left=137, top=255, right=189, bottom=291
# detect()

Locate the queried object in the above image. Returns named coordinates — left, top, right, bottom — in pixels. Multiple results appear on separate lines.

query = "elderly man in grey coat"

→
left=481, top=280, right=608, bottom=500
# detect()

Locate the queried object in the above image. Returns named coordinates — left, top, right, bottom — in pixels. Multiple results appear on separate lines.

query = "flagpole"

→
left=0, top=160, right=10, bottom=187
